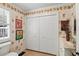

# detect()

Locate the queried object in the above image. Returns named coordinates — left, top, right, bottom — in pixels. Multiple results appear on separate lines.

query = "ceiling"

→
left=14, top=3, right=66, bottom=11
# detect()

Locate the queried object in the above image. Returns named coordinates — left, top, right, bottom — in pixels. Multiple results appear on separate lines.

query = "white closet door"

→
left=40, top=13, right=59, bottom=55
left=25, top=17, right=40, bottom=51
left=76, top=4, right=79, bottom=53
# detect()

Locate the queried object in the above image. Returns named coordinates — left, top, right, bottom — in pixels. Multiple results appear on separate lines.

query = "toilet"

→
left=0, top=42, right=18, bottom=56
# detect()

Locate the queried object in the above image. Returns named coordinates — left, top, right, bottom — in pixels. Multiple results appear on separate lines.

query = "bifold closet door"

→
left=40, top=13, right=59, bottom=55
left=76, top=4, right=79, bottom=53
left=25, top=17, right=40, bottom=51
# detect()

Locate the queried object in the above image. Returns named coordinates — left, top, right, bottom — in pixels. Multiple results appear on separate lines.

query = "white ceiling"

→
left=14, top=3, right=69, bottom=11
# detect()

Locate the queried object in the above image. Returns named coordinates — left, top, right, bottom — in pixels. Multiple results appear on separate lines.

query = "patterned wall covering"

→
left=25, top=3, right=75, bottom=42
left=25, top=3, right=75, bottom=32
left=0, top=3, right=75, bottom=54
left=0, top=3, right=25, bottom=53
left=25, top=3, right=75, bottom=17
left=59, top=4, right=75, bottom=39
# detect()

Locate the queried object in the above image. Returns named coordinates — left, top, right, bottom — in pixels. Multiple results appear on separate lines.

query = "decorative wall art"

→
left=16, top=19, right=22, bottom=29
left=16, top=30, right=23, bottom=40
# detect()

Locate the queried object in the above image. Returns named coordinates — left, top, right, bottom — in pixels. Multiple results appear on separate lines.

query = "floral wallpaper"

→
left=0, top=3, right=75, bottom=54
left=25, top=4, right=75, bottom=38
left=0, top=3, right=25, bottom=54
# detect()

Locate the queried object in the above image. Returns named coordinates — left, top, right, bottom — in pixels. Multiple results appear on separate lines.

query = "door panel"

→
left=26, top=17, right=40, bottom=51
left=40, top=14, right=59, bottom=55
left=25, top=13, right=59, bottom=55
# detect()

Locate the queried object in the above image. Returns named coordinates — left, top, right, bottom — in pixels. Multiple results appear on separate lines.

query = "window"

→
left=0, top=8, right=10, bottom=41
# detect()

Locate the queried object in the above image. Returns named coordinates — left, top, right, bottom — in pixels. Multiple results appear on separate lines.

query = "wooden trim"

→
left=26, top=49, right=56, bottom=56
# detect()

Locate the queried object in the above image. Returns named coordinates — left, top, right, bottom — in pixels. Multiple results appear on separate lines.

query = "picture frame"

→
left=16, top=19, right=22, bottom=29
left=16, top=30, right=23, bottom=40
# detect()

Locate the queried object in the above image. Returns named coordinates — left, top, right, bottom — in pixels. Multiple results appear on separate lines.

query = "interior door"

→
left=76, top=4, right=79, bottom=54
left=25, top=17, right=40, bottom=51
left=39, top=13, right=59, bottom=55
